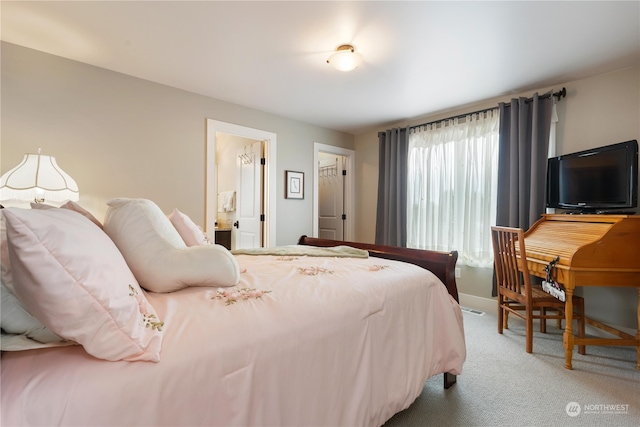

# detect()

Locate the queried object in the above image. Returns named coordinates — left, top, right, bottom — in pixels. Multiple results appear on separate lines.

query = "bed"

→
left=1, top=198, right=466, bottom=427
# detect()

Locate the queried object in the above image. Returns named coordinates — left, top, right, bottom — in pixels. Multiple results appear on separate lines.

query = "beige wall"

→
left=354, top=66, right=640, bottom=328
left=2, top=41, right=638, bottom=328
left=0, top=42, right=354, bottom=246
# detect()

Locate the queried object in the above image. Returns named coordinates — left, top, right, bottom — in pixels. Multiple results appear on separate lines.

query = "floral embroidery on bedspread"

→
left=297, top=266, right=334, bottom=276
left=213, top=288, right=272, bottom=305
left=129, top=285, right=164, bottom=331
left=295, top=264, right=389, bottom=276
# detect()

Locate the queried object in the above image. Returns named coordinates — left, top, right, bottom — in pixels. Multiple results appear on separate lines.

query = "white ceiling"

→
left=2, top=1, right=639, bottom=135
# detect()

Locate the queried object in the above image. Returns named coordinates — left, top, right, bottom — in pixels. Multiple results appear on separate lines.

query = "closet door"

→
left=318, top=156, right=345, bottom=241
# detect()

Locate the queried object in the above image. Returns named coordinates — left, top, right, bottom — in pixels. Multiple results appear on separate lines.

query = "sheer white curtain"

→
left=407, top=110, right=500, bottom=267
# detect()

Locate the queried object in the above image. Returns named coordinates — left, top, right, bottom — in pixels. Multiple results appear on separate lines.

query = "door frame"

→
left=313, top=142, right=355, bottom=241
left=206, top=119, right=277, bottom=247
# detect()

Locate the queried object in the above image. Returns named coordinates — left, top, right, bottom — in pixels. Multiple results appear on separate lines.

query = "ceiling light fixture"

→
left=327, top=44, right=362, bottom=72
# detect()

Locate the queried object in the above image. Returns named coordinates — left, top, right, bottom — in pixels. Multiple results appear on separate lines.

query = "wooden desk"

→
left=522, top=214, right=640, bottom=370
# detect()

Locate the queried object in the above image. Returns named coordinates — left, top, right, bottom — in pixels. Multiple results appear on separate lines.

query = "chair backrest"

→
left=491, top=226, right=532, bottom=298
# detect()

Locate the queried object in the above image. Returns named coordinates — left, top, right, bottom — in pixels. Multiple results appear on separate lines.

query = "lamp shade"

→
left=0, top=152, right=79, bottom=203
left=327, top=45, right=363, bottom=72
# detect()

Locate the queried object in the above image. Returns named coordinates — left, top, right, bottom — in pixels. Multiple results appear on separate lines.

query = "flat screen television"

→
left=546, top=140, right=638, bottom=213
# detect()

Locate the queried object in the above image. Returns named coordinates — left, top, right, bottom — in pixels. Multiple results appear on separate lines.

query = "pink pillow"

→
left=28, top=202, right=55, bottom=210
left=30, top=201, right=102, bottom=228
left=3, top=207, right=164, bottom=362
left=0, top=210, right=13, bottom=293
left=61, top=200, right=103, bottom=228
left=168, top=208, right=209, bottom=246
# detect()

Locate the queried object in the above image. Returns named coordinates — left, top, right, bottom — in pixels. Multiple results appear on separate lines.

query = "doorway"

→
left=206, top=119, right=277, bottom=248
left=313, top=143, right=355, bottom=241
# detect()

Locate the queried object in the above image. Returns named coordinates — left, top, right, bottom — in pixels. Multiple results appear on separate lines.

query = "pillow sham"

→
left=3, top=207, right=163, bottom=362
left=1, top=210, right=67, bottom=348
left=28, top=202, right=54, bottom=210
left=168, top=208, right=209, bottom=246
left=103, top=198, right=240, bottom=293
left=30, top=201, right=103, bottom=228
left=0, top=210, right=14, bottom=293
left=61, top=200, right=103, bottom=228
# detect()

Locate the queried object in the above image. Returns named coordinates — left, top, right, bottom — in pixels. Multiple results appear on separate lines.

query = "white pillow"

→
left=103, top=198, right=240, bottom=293
left=168, top=208, right=209, bottom=246
left=3, top=207, right=164, bottom=362
left=1, top=280, right=65, bottom=344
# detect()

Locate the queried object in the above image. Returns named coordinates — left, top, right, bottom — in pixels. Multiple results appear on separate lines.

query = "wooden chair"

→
left=491, top=226, right=585, bottom=354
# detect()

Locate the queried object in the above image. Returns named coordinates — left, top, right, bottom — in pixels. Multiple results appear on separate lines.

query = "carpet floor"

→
left=384, top=309, right=640, bottom=426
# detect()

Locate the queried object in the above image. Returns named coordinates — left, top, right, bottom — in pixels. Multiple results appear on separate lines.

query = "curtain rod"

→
left=408, top=87, right=566, bottom=131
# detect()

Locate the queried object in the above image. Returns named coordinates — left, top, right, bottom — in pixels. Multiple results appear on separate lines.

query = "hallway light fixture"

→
left=0, top=149, right=79, bottom=204
left=327, top=44, right=362, bottom=72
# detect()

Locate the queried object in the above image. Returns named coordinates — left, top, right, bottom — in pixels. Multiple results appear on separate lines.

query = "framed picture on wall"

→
left=285, top=170, right=304, bottom=199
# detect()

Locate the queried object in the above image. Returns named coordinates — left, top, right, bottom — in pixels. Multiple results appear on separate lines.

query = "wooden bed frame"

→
left=298, top=235, right=460, bottom=389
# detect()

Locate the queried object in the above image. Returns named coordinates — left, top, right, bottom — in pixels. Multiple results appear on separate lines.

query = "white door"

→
left=235, top=141, right=263, bottom=249
left=206, top=120, right=277, bottom=247
left=313, top=143, right=355, bottom=241
left=318, top=155, right=345, bottom=240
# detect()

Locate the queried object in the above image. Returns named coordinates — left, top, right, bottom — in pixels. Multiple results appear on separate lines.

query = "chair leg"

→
left=498, top=298, right=504, bottom=334
left=540, top=307, right=547, bottom=333
left=526, top=306, right=533, bottom=353
left=504, top=307, right=509, bottom=330
left=576, top=298, right=586, bottom=355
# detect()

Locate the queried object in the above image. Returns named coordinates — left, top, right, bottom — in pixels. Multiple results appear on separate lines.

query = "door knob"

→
left=233, top=221, right=239, bottom=228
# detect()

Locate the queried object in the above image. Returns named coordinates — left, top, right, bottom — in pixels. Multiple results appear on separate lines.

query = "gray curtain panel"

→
left=375, top=127, right=408, bottom=247
left=493, top=92, right=554, bottom=295
left=497, top=92, right=553, bottom=228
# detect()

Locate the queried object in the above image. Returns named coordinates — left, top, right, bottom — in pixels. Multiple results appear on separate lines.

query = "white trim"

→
left=313, top=143, right=355, bottom=241
left=206, top=119, right=277, bottom=247
left=459, top=293, right=497, bottom=315
left=459, top=292, right=636, bottom=337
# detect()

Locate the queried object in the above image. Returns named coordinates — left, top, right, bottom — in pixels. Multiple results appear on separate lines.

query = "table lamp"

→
left=0, top=149, right=79, bottom=204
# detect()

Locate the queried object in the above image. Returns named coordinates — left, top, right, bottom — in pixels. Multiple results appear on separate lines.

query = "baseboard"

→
left=458, top=293, right=637, bottom=338
left=459, top=293, right=496, bottom=315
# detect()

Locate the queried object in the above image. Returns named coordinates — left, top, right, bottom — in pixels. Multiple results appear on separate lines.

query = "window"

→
left=407, top=110, right=499, bottom=267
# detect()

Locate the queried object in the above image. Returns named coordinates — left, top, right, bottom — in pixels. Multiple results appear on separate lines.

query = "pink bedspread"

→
left=1, top=254, right=465, bottom=426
